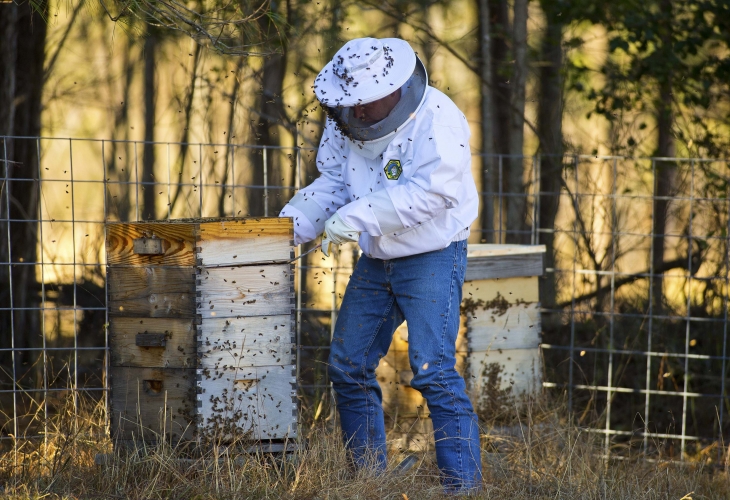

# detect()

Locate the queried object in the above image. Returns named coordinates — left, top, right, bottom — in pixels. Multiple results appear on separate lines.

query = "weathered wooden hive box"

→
left=106, top=218, right=296, bottom=443
left=377, top=244, right=545, bottom=451
left=462, top=244, right=545, bottom=400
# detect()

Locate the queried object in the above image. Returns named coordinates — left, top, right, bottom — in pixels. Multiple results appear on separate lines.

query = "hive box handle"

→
left=143, top=380, right=163, bottom=393
left=133, top=237, right=164, bottom=255
left=136, top=333, right=167, bottom=347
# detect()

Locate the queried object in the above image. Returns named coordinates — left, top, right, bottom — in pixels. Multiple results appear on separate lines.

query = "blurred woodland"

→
left=1, top=0, right=730, bottom=449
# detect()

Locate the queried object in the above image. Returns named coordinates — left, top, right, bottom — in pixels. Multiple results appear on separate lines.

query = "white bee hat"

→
left=314, top=38, right=417, bottom=107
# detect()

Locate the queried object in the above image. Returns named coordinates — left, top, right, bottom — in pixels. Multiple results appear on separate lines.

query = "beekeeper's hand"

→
left=321, top=213, right=359, bottom=257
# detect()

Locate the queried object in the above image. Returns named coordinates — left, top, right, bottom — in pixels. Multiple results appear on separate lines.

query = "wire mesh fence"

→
left=1, top=136, right=728, bottom=461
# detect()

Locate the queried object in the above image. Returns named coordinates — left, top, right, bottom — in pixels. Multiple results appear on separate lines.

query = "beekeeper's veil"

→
left=314, top=38, right=428, bottom=159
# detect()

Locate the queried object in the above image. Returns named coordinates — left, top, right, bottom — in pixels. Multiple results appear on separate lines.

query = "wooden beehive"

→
left=106, top=218, right=296, bottom=444
left=462, top=244, right=545, bottom=402
left=377, top=244, right=545, bottom=451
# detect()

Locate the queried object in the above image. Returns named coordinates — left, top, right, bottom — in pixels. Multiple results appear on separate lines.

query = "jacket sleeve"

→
left=337, top=108, right=471, bottom=237
left=279, top=120, right=350, bottom=244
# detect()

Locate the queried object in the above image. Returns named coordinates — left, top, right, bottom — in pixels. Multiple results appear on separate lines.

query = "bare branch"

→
left=556, top=256, right=693, bottom=309
left=100, top=0, right=279, bottom=55
left=43, top=0, right=86, bottom=84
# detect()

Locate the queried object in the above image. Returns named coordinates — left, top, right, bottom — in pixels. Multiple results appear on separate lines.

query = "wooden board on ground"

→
left=110, top=317, right=196, bottom=368
left=110, top=366, right=196, bottom=441
left=197, top=265, right=293, bottom=320
left=389, top=417, right=435, bottom=453
left=377, top=319, right=468, bottom=418
left=108, top=266, right=196, bottom=318
left=196, top=364, right=296, bottom=440
left=381, top=385, right=427, bottom=418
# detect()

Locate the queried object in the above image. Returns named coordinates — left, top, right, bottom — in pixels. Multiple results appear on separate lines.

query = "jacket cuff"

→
left=366, top=190, right=408, bottom=234
left=338, top=190, right=407, bottom=237
left=287, top=191, right=328, bottom=236
left=279, top=204, right=318, bottom=245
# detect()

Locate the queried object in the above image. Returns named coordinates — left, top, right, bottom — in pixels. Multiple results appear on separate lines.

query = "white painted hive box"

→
left=463, top=244, right=545, bottom=398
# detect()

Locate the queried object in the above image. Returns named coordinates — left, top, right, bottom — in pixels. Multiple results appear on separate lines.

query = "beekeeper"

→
left=280, top=37, right=482, bottom=492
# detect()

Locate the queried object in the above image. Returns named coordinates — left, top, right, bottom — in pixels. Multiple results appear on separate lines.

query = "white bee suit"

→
left=280, top=85, right=478, bottom=259
left=281, top=37, right=484, bottom=492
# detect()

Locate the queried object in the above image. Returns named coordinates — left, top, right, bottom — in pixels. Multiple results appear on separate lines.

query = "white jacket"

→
left=280, top=87, right=478, bottom=260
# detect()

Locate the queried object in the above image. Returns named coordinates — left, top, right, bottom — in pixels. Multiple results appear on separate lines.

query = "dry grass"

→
left=0, top=393, right=729, bottom=499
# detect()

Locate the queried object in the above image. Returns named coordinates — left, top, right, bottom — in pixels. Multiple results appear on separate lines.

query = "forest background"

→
left=2, top=0, right=730, bottom=289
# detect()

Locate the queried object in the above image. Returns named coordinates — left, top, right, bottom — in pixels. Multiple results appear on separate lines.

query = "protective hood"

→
left=314, top=38, right=416, bottom=107
left=326, top=57, right=428, bottom=159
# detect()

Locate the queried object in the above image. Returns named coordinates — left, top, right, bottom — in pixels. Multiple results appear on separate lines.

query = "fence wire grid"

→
left=1, top=136, right=729, bottom=461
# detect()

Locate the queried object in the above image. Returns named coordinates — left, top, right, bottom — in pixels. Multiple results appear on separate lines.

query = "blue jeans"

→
left=328, top=240, right=482, bottom=492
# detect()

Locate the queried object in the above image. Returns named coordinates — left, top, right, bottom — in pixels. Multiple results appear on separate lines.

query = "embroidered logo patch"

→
left=384, top=159, right=402, bottom=180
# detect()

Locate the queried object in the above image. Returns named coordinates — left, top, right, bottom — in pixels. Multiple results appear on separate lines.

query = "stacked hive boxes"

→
left=106, top=218, right=296, bottom=443
left=462, top=245, right=544, bottom=402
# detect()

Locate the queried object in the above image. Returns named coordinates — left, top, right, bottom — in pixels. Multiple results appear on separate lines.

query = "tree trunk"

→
left=478, top=0, right=496, bottom=243
left=219, top=57, right=246, bottom=217
left=491, top=0, right=511, bottom=242
left=536, top=5, right=564, bottom=313
left=651, top=2, right=676, bottom=313
left=490, top=0, right=511, bottom=157
left=142, top=28, right=157, bottom=220
left=3, top=3, right=48, bottom=387
left=250, top=6, right=288, bottom=217
left=0, top=3, right=17, bottom=138
left=0, top=1, right=19, bottom=382
left=106, top=36, right=135, bottom=221
left=506, top=0, right=529, bottom=244
left=168, top=42, right=202, bottom=216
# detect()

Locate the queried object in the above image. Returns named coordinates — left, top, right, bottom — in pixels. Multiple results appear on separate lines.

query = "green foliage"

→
left=582, top=0, right=730, bottom=157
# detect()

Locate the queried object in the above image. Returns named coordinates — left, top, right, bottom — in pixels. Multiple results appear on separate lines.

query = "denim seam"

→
left=359, top=292, right=396, bottom=441
left=439, top=241, right=463, bottom=477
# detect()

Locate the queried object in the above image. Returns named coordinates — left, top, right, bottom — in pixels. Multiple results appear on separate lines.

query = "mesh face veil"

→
left=321, top=56, right=428, bottom=146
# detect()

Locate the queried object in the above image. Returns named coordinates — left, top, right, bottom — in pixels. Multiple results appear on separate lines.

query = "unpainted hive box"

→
left=106, top=218, right=296, bottom=443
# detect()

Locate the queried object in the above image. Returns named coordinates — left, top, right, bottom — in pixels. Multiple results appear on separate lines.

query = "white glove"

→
left=321, top=213, right=359, bottom=257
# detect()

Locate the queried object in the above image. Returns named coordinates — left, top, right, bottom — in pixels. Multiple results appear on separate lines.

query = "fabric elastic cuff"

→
left=288, top=190, right=328, bottom=235
left=366, top=189, right=408, bottom=234
left=279, top=204, right=318, bottom=245
left=452, top=228, right=470, bottom=242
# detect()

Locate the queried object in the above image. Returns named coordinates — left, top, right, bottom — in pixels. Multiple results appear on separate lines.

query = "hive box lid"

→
left=466, top=244, right=546, bottom=281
